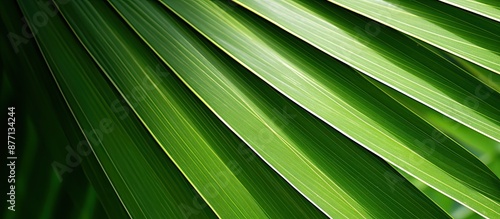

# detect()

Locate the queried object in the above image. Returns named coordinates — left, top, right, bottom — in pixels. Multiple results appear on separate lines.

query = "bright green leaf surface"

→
left=235, top=0, right=500, bottom=142
left=54, top=1, right=326, bottom=218
left=439, top=0, right=500, bottom=22
left=326, top=0, right=500, bottom=74
left=160, top=0, right=500, bottom=217
left=5, top=0, right=499, bottom=218
left=17, top=1, right=217, bottom=218
left=109, top=1, right=455, bottom=218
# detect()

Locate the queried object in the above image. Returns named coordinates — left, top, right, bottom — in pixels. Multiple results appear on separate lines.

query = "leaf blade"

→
left=160, top=0, right=500, bottom=217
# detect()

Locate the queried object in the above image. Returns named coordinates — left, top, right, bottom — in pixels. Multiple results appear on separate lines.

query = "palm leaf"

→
left=439, top=0, right=500, bottom=22
left=234, top=0, right=500, bottom=142
left=3, top=0, right=499, bottom=218
left=17, top=1, right=217, bottom=218
left=108, top=1, right=454, bottom=217
left=159, top=0, right=499, bottom=217
left=325, top=0, right=500, bottom=74
left=53, top=1, right=327, bottom=218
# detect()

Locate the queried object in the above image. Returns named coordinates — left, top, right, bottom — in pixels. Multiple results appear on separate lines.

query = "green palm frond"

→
left=3, top=0, right=499, bottom=218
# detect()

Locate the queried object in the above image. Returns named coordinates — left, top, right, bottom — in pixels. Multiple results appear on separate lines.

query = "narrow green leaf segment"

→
left=160, top=0, right=500, bottom=217
left=17, top=0, right=216, bottom=218
left=327, top=0, right=500, bottom=74
left=9, top=0, right=500, bottom=218
left=236, top=0, right=500, bottom=142
left=109, top=1, right=455, bottom=218
left=361, top=72, right=499, bottom=158
left=54, top=1, right=326, bottom=218
left=439, top=0, right=500, bottom=22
